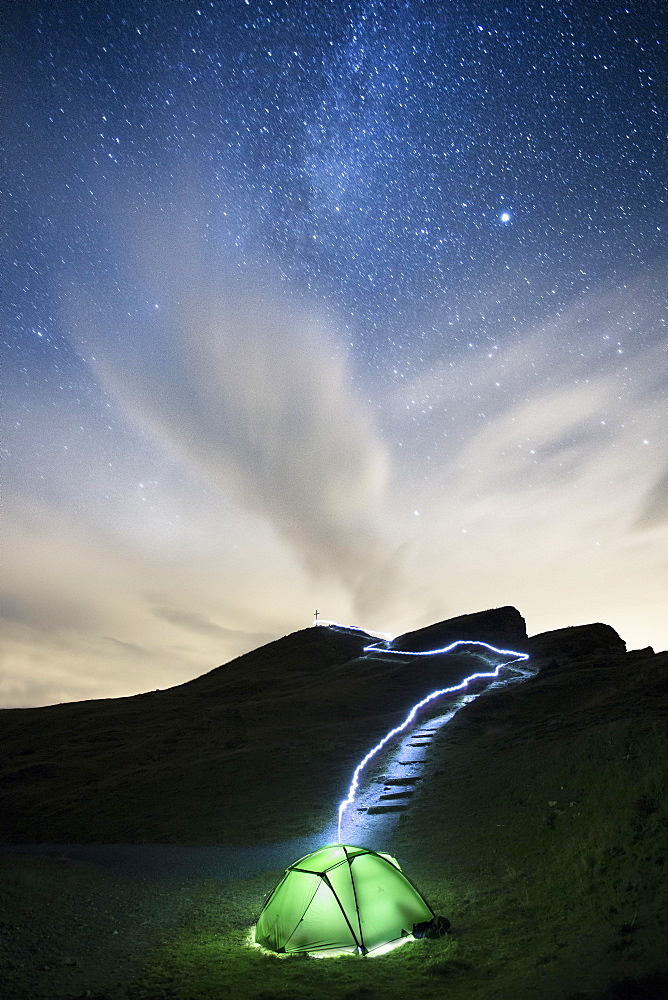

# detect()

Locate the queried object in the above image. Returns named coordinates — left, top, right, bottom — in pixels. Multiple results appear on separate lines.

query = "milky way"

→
left=3, top=1, right=666, bottom=707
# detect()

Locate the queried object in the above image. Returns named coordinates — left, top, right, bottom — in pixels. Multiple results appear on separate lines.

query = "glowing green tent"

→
left=255, top=844, right=434, bottom=955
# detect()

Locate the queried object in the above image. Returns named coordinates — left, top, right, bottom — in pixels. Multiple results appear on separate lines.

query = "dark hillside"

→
left=395, top=639, right=668, bottom=996
left=2, top=612, right=667, bottom=998
left=0, top=612, right=525, bottom=845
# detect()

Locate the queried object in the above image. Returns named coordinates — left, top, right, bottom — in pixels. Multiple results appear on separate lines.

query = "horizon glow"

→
left=4, top=4, right=665, bottom=712
left=334, top=630, right=530, bottom=841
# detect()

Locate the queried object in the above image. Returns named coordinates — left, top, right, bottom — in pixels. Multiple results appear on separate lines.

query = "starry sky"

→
left=3, top=0, right=666, bottom=708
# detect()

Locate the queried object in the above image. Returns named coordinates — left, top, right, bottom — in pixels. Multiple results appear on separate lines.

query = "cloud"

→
left=4, top=261, right=665, bottom=709
left=634, top=469, right=668, bottom=530
left=387, top=276, right=668, bottom=649
left=102, top=636, right=151, bottom=656
left=74, top=226, right=391, bottom=608
left=0, top=497, right=302, bottom=707
left=152, top=606, right=274, bottom=649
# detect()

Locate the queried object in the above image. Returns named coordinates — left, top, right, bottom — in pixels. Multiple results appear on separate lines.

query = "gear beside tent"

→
left=255, top=844, right=434, bottom=955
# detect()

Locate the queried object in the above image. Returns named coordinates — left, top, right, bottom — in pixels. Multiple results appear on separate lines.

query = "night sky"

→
left=3, top=1, right=666, bottom=708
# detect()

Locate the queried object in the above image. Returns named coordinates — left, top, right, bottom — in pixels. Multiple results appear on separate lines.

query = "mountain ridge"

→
left=0, top=606, right=663, bottom=846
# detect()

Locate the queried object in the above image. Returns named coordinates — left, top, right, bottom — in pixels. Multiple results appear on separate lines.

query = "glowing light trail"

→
left=335, top=636, right=530, bottom=842
left=313, top=617, right=393, bottom=641
left=362, top=638, right=530, bottom=659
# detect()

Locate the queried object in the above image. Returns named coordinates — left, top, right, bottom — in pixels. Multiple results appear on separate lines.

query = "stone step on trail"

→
left=342, top=702, right=496, bottom=841
left=367, top=804, right=408, bottom=814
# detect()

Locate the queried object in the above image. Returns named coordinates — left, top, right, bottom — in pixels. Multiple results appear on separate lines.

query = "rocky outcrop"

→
left=526, top=622, right=626, bottom=665
left=390, top=606, right=528, bottom=653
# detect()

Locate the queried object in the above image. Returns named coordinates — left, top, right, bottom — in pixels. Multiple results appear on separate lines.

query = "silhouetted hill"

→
left=0, top=607, right=664, bottom=846
left=391, top=605, right=528, bottom=652
left=2, top=609, right=668, bottom=1000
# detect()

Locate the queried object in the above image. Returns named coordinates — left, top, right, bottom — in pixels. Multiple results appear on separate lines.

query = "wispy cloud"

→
left=388, top=276, right=667, bottom=647
left=634, top=469, right=668, bottom=529
left=152, top=606, right=274, bottom=648
left=77, top=228, right=391, bottom=603
left=0, top=498, right=302, bottom=707
left=2, top=263, right=665, bottom=708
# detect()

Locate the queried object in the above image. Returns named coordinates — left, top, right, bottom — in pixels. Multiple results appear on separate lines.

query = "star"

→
left=2, top=0, right=665, bottom=706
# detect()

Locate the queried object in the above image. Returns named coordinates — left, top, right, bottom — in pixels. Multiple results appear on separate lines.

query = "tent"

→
left=255, top=843, right=434, bottom=955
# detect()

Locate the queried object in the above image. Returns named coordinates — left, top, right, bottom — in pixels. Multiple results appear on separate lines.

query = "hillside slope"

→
left=394, top=636, right=668, bottom=996
left=1, top=610, right=667, bottom=998
left=0, top=607, right=528, bottom=844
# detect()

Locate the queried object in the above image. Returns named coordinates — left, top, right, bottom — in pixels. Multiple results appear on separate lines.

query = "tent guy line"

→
left=317, top=619, right=530, bottom=842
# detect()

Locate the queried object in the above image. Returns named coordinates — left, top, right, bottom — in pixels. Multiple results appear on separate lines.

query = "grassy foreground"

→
left=2, top=634, right=667, bottom=999
left=129, top=714, right=668, bottom=1000
left=3, top=667, right=667, bottom=998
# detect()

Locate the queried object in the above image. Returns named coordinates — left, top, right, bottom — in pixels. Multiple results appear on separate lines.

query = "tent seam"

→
left=345, top=845, right=366, bottom=954
left=321, top=869, right=363, bottom=952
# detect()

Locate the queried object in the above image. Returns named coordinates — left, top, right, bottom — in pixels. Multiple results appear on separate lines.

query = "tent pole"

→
left=321, top=870, right=365, bottom=954
left=344, top=846, right=367, bottom=955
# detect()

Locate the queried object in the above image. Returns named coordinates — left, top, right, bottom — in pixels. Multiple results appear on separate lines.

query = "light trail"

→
left=313, top=617, right=393, bottom=641
left=362, top=637, right=530, bottom=659
left=334, top=633, right=530, bottom=842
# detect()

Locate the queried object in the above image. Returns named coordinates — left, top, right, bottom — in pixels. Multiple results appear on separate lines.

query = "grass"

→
left=128, top=722, right=668, bottom=999
left=1, top=628, right=481, bottom=846
left=131, top=875, right=467, bottom=1000
left=126, top=668, right=668, bottom=1000
left=2, top=640, right=667, bottom=998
